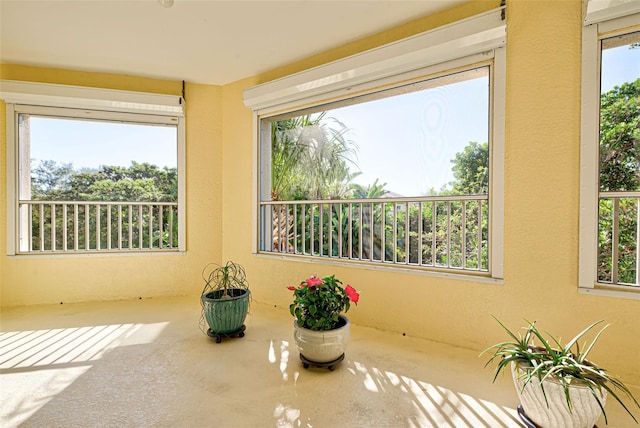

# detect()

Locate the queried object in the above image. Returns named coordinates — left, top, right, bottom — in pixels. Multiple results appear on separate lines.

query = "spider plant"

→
left=201, top=261, right=249, bottom=299
left=481, top=316, right=639, bottom=424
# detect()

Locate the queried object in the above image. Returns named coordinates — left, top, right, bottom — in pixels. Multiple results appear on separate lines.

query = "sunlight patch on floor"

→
left=1, top=366, right=92, bottom=427
left=269, top=339, right=295, bottom=381
left=350, top=361, right=519, bottom=427
left=268, top=339, right=520, bottom=428
left=273, top=403, right=302, bottom=428
left=0, top=322, right=168, bottom=427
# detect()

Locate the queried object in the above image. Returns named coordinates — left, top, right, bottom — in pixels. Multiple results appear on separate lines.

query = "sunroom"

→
left=1, top=0, right=639, bottom=426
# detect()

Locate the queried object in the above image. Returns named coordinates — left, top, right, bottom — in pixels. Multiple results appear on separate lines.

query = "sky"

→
left=29, top=118, right=177, bottom=170
left=601, top=42, right=640, bottom=92
left=324, top=69, right=488, bottom=196
left=26, top=39, right=638, bottom=196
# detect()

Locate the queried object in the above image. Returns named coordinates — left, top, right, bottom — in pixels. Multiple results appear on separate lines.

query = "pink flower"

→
left=305, top=276, right=324, bottom=287
left=345, top=284, right=359, bottom=303
left=287, top=286, right=296, bottom=291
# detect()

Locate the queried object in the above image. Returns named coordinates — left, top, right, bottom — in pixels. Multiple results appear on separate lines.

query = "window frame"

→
left=579, top=10, right=640, bottom=299
left=244, top=8, right=505, bottom=280
left=2, top=81, right=186, bottom=256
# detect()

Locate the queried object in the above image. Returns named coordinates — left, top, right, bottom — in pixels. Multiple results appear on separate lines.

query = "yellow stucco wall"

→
left=221, top=0, right=640, bottom=386
left=0, top=66, right=224, bottom=305
left=1, top=0, right=639, bottom=385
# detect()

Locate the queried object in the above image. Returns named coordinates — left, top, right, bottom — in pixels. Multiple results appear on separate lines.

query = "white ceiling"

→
left=0, top=0, right=464, bottom=86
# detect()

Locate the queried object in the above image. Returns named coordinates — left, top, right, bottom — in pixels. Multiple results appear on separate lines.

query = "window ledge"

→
left=579, top=285, right=640, bottom=301
left=254, top=252, right=503, bottom=285
left=9, top=251, right=186, bottom=260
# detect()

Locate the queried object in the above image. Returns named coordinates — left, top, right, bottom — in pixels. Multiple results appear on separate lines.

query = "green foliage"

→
left=269, top=109, right=491, bottom=269
left=288, top=274, right=359, bottom=331
left=412, top=199, right=488, bottom=269
left=450, top=141, right=489, bottom=194
left=598, top=198, right=638, bottom=283
left=482, top=317, right=639, bottom=424
left=598, top=78, right=640, bottom=285
left=28, top=160, right=178, bottom=251
left=599, top=78, right=640, bottom=192
left=201, top=261, right=249, bottom=298
left=29, top=203, right=178, bottom=251
left=271, top=115, right=316, bottom=201
left=273, top=196, right=489, bottom=270
left=31, top=160, right=177, bottom=202
left=264, top=81, right=635, bottom=280
left=31, top=160, right=74, bottom=198
left=271, top=113, right=358, bottom=201
left=349, top=178, right=388, bottom=199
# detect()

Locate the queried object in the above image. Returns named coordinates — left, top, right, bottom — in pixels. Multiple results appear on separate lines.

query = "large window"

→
left=2, top=82, right=185, bottom=255
left=260, top=67, right=491, bottom=272
left=598, top=32, right=640, bottom=286
left=580, top=5, right=640, bottom=297
left=245, top=8, right=505, bottom=278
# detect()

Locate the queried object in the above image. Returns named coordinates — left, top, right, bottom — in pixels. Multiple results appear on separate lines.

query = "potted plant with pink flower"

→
left=287, top=274, right=359, bottom=370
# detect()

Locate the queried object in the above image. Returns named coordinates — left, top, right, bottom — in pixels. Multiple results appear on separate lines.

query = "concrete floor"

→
left=1, top=297, right=638, bottom=428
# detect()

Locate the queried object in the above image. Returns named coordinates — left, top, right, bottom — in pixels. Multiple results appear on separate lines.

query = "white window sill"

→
left=579, top=285, right=640, bottom=301
left=254, top=252, right=504, bottom=285
left=9, top=250, right=186, bottom=259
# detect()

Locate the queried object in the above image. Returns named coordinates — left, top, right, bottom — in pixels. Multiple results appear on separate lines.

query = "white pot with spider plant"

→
left=200, top=261, right=251, bottom=343
left=482, top=317, right=639, bottom=427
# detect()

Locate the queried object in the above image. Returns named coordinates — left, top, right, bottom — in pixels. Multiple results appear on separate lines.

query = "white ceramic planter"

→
left=512, top=363, right=607, bottom=428
left=293, top=315, right=350, bottom=363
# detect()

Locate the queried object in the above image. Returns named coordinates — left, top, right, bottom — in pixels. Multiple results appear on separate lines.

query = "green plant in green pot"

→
left=482, top=317, right=639, bottom=427
left=200, top=261, right=251, bottom=343
left=287, top=274, right=359, bottom=370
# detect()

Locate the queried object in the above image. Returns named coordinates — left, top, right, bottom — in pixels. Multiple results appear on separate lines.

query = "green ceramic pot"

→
left=201, top=288, right=250, bottom=334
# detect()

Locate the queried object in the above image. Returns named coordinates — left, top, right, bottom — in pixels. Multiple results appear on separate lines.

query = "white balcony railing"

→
left=598, top=191, right=640, bottom=287
left=260, top=195, right=489, bottom=273
left=18, top=200, right=178, bottom=254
